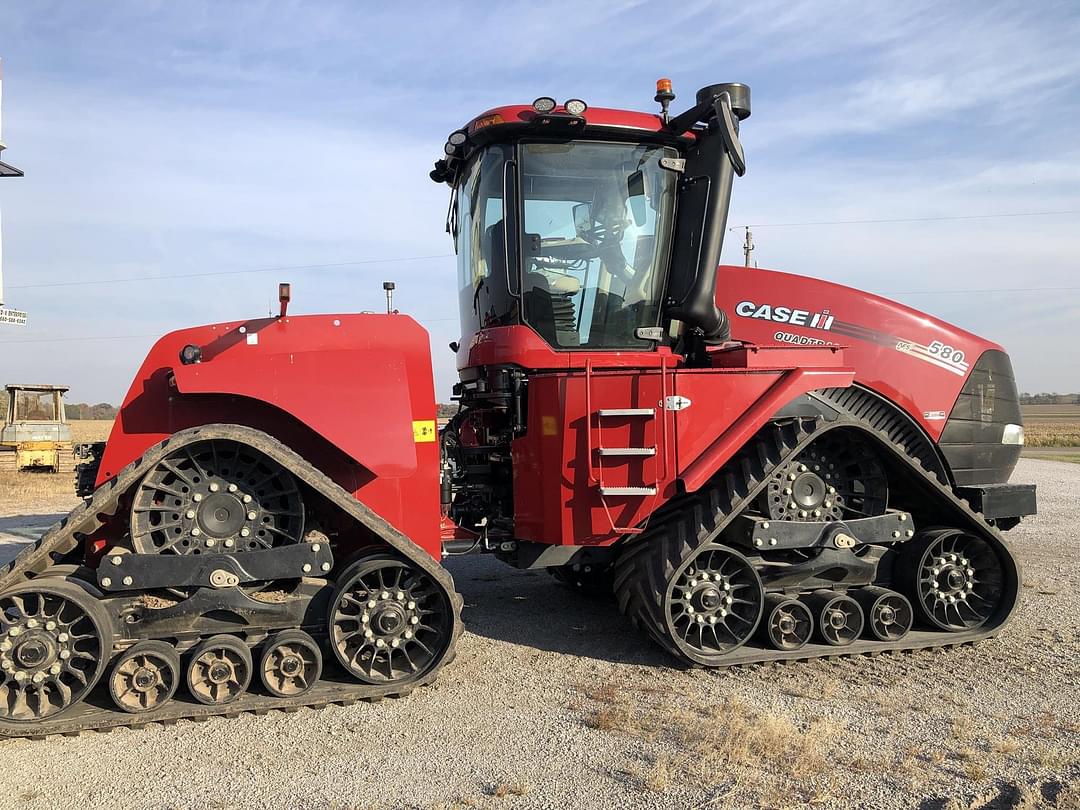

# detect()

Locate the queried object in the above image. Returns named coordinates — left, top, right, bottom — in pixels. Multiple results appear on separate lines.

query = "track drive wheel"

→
left=108, top=640, right=180, bottom=713
left=185, top=635, right=252, bottom=705
left=259, top=630, right=322, bottom=698
left=901, top=528, right=1006, bottom=631
left=0, top=580, right=112, bottom=723
left=330, top=553, right=454, bottom=686
left=758, top=594, right=814, bottom=651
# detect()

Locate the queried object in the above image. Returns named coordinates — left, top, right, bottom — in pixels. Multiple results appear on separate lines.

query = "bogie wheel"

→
left=330, top=553, right=454, bottom=686
left=806, top=591, right=864, bottom=647
left=108, top=640, right=180, bottom=713
left=853, top=586, right=913, bottom=641
left=664, top=544, right=764, bottom=664
left=902, top=528, right=1005, bottom=631
left=130, top=439, right=305, bottom=556
left=758, top=593, right=814, bottom=651
left=259, top=630, right=322, bottom=698
left=0, top=580, right=113, bottom=723
left=547, top=563, right=614, bottom=596
left=185, top=635, right=252, bottom=705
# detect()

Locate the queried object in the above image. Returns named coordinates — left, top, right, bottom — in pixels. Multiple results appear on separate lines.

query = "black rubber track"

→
left=0, top=424, right=463, bottom=740
left=612, top=411, right=1021, bottom=667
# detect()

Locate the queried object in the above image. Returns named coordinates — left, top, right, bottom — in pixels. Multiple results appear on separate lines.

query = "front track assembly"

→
left=0, top=425, right=463, bottom=740
left=613, top=404, right=1021, bottom=668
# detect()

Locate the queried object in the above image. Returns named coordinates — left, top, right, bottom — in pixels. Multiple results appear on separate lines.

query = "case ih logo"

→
left=735, top=300, right=835, bottom=331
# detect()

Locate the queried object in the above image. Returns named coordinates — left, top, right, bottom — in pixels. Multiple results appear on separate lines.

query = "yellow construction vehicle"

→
left=0, top=384, right=74, bottom=473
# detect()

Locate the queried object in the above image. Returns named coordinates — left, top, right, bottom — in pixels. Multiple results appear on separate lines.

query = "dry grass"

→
left=578, top=682, right=846, bottom=797
left=1024, top=422, right=1080, bottom=448
left=68, top=419, right=114, bottom=443
left=487, top=782, right=529, bottom=799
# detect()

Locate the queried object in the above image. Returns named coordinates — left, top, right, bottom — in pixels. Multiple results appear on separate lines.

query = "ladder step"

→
left=597, top=408, right=655, bottom=418
left=599, top=486, right=658, bottom=496
left=597, top=447, right=656, bottom=457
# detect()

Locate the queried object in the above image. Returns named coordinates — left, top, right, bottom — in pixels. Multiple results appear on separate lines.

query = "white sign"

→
left=0, top=307, right=26, bottom=326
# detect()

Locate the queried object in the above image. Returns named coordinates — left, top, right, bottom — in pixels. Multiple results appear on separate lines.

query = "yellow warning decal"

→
left=412, top=420, right=437, bottom=443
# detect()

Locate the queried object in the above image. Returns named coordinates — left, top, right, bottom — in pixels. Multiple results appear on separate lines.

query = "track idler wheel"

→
left=664, top=544, right=764, bottom=664
left=259, top=630, right=322, bottom=698
left=902, top=528, right=1006, bottom=631
left=758, top=594, right=814, bottom=651
left=185, top=635, right=252, bottom=705
left=853, top=587, right=913, bottom=641
left=0, top=580, right=112, bottom=723
left=806, top=590, right=864, bottom=647
left=108, top=641, right=180, bottom=713
left=330, top=553, right=454, bottom=686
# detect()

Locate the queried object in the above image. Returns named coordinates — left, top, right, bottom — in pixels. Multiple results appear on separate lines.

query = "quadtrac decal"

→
left=735, top=300, right=971, bottom=377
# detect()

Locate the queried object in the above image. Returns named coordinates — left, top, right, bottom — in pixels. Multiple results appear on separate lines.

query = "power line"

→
left=886, top=286, right=1080, bottom=296
left=7, top=254, right=455, bottom=291
left=729, top=210, right=1077, bottom=229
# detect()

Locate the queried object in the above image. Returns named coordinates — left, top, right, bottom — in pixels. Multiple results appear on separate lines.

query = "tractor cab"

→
left=432, top=82, right=752, bottom=369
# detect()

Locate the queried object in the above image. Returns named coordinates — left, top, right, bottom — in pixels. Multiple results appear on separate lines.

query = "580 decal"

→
left=894, top=339, right=969, bottom=376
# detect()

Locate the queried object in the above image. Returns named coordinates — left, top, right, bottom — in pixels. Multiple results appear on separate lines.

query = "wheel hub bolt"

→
left=708, top=616, right=718, bottom=625
left=719, top=608, right=727, bottom=617
left=407, top=601, right=416, bottom=610
left=380, top=591, right=389, bottom=600
left=0, top=641, right=9, bottom=652
left=186, top=510, right=196, bottom=519
left=59, top=650, right=71, bottom=660
left=410, top=616, right=419, bottom=625
left=224, top=539, right=235, bottom=548
left=783, top=487, right=792, bottom=495
left=240, top=528, right=251, bottom=538
left=302, top=564, right=312, bottom=573
left=228, top=483, right=238, bottom=493
left=367, top=600, right=376, bottom=609
left=26, top=619, right=38, bottom=629
left=14, top=671, right=26, bottom=682
left=788, top=473, right=797, bottom=481
left=242, top=495, right=252, bottom=504
left=396, top=591, right=405, bottom=601
left=321, top=562, right=332, bottom=572
left=404, top=630, right=413, bottom=639
left=788, top=501, right=797, bottom=510
left=798, top=464, right=807, bottom=472
left=205, top=538, right=215, bottom=547
left=375, top=638, right=385, bottom=648
left=57, top=633, right=68, bottom=643
left=827, top=486, right=836, bottom=495
left=8, top=627, right=21, bottom=637
left=193, top=493, right=204, bottom=502
left=364, top=629, right=374, bottom=639
left=191, top=527, right=202, bottom=537
left=246, top=511, right=257, bottom=520
left=696, top=615, right=705, bottom=624
left=49, top=663, right=61, bottom=675
left=209, top=483, right=220, bottom=493
left=799, top=510, right=808, bottom=518
left=391, top=639, right=400, bottom=648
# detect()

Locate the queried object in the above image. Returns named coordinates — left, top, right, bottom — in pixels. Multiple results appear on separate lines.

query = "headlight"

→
left=564, top=98, right=588, bottom=116
left=532, top=96, right=556, bottom=113
left=1001, top=424, right=1025, bottom=445
left=448, top=130, right=468, bottom=146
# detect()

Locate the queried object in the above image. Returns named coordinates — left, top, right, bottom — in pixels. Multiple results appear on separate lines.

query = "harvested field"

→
left=1022, top=406, right=1080, bottom=450
left=0, top=458, right=1076, bottom=809
left=0, top=421, right=112, bottom=516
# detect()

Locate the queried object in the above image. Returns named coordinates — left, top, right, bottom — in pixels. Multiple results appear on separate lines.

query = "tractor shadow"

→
left=0, top=514, right=67, bottom=564
left=444, top=553, right=677, bottom=668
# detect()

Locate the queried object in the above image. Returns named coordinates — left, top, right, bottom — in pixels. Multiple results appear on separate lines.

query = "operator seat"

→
left=523, top=270, right=581, bottom=347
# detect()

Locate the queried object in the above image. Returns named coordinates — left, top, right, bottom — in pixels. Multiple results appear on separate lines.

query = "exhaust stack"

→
left=664, top=82, right=751, bottom=345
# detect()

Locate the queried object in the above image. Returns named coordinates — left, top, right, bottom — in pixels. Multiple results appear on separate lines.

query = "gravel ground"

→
left=0, top=458, right=1077, bottom=810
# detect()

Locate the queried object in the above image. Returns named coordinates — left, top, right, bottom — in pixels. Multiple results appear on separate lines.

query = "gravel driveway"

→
left=0, top=458, right=1077, bottom=810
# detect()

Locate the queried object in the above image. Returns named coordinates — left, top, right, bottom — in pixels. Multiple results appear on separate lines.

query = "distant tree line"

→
left=1019, top=392, right=1080, bottom=405
left=0, top=390, right=118, bottom=421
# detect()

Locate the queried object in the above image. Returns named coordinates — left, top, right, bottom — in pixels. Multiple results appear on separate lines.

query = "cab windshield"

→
left=452, top=140, right=678, bottom=350
left=519, top=141, right=677, bottom=348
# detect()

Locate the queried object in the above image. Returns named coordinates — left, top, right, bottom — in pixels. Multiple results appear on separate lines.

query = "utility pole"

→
left=742, top=226, right=754, bottom=268
left=0, top=58, right=27, bottom=323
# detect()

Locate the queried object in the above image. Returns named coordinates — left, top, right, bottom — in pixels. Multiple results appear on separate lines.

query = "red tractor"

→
left=0, top=81, right=1033, bottom=737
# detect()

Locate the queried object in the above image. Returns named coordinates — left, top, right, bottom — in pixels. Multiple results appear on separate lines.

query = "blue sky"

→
left=0, top=0, right=1078, bottom=402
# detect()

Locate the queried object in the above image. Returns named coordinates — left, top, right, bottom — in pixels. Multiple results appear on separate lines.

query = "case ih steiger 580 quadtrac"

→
left=0, top=81, right=1035, bottom=737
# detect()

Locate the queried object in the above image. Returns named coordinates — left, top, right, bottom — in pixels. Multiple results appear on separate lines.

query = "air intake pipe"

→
left=665, top=83, right=750, bottom=344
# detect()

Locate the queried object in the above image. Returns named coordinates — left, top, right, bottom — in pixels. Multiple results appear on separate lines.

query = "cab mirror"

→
left=573, top=202, right=592, bottom=239
left=627, top=170, right=647, bottom=226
